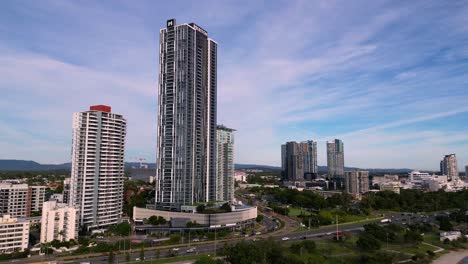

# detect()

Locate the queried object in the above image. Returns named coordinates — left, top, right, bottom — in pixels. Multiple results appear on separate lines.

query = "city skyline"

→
left=1, top=1, right=468, bottom=170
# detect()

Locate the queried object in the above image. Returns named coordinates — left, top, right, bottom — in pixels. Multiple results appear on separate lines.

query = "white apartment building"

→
left=69, top=105, right=126, bottom=230
left=408, top=170, right=431, bottom=187
left=40, top=201, right=76, bottom=243
left=29, top=185, right=46, bottom=213
left=217, top=125, right=236, bottom=202
left=380, top=182, right=401, bottom=194
left=0, top=215, right=29, bottom=253
left=0, top=183, right=30, bottom=218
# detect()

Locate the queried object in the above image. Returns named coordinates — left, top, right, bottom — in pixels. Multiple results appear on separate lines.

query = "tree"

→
left=404, top=230, right=423, bottom=243
left=220, top=203, right=232, bottom=212
left=196, top=204, right=206, bottom=213
left=158, top=216, right=167, bottom=225
left=356, top=234, right=381, bottom=251
left=256, top=214, right=264, bottom=222
left=125, top=253, right=130, bottom=262
left=438, top=216, right=453, bottom=231
left=115, top=222, right=131, bottom=236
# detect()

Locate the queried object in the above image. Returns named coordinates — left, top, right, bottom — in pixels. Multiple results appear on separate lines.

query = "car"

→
left=281, top=237, right=290, bottom=241
left=135, top=258, right=140, bottom=261
left=172, top=248, right=180, bottom=251
left=192, top=238, right=200, bottom=242
left=301, top=236, right=307, bottom=240
left=186, top=247, right=196, bottom=253
left=255, top=231, right=262, bottom=235
left=326, top=232, right=332, bottom=236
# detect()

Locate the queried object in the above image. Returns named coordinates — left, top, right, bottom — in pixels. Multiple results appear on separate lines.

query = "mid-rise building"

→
left=465, top=165, right=468, bottom=180
left=40, top=201, right=76, bottom=243
left=282, top=140, right=318, bottom=182
left=0, top=183, right=30, bottom=218
left=327, top=139, right=344, bottom=180
left=216, top=125, right=235, bottom=202
left=345, top=171, right=369, bottom=195
left=29, top=185, right=46, bottom=213
left=0, top=215, right=29, bottom=253
left=156, top=19, right=217, bottom=210
left=440, top=154, right=459, bottom=180
left=129, top=165, right=156, bottom=182
left=69, top=105, right=126, bottom=230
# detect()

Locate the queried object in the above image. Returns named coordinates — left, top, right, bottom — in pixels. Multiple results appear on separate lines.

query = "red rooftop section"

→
left=90, top=105, right=111, bottom=113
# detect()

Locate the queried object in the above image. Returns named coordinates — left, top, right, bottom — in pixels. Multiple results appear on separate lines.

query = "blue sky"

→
left=1, top=0, right=468, bottom=170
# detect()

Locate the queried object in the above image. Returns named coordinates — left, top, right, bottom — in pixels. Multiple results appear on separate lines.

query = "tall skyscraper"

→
left=327, top=139, right=344, bottom=180
left=440, top=154, right=459, bottom=181
left=345, top=170, right=369, bottom=195
left=216, top=125, right=235, bottom=202
left=156, top=19, right=217, bottom=210
left=69, top=105, right=126, bottom=230
left=282, top=140, right=318, bottom=181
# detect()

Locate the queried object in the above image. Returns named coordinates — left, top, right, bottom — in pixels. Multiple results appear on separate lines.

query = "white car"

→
left=186, top=247, right=196, bottom=253
left=172, top=248, right=180, bottom=251
left=281, top=237, right=289, bottom=241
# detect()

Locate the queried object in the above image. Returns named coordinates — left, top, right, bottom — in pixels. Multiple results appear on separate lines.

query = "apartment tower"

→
left=440, top=154, right=459, bottom=181
left=327, top=139, right=345, bottom=180
left=156, top=19, right=217, bottom=210
left=69, top=105, right=126, bottom=230
left=216, top=125, right=235, bottom=202
left=345, top=170, right=369, bottom=195
left=281, top=140, right=318, bottom=181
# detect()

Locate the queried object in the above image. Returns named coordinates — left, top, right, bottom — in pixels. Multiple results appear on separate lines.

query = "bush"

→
left=356, top=234, right=381, bottom=251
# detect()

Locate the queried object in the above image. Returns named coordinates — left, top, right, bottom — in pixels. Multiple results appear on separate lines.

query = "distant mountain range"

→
left=0, top=159, right=413, bottom=173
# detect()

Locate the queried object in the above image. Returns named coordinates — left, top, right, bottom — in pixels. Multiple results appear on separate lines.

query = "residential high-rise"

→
left=440, top=154, right=459, bottom=181
left=345, top=171, right=369, bottom=195
left=327, top=139, right=344, bottom=180
left=216, top=125, right=235, bottom=202
left=0, top=215, right=29, bottom=253
left=40, top=201, right=76, bottom=243
left=282, top=140, right=318, bottom=181
left=156, top=19, right=217, bottom=210
left=69, top=105, right=126, bottom=230
left=29, top=185, right=46, bottom=213
left=0, top=183, right=30, bottom=218
left=62, top=178, right=71, bottom=205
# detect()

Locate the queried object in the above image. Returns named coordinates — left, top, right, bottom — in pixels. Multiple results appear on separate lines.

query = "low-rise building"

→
left=133, top=205, right=257, bottom=229
left=234, top=170, right=247, bottom=182
left=40, top=201, right=77, bottom=243
left=0, top=215, right=29, bottom=253
left=380, top=181, right=401, bottom=194
left=440, top=231, right=462, bottom=242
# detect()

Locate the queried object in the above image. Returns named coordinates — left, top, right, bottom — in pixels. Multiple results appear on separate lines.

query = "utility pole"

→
left=214, top=227, right=217, bottom=257
left=335, top=215, right=339, bottom=241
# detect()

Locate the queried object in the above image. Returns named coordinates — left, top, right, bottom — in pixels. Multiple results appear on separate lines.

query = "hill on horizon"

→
left=0, top=159, right=415, bottom=173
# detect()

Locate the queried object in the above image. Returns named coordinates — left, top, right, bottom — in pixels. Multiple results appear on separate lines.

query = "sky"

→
left=0, top=0, right=468, bottom=170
